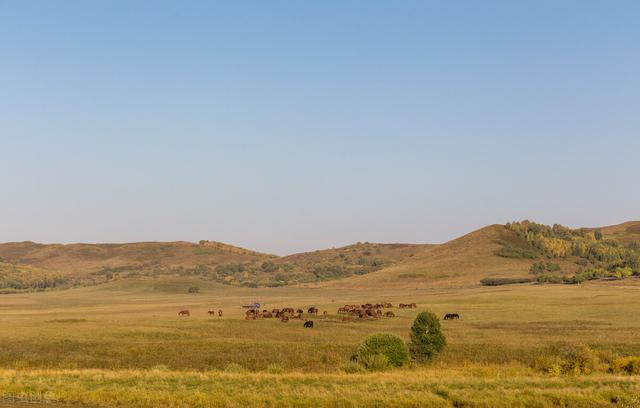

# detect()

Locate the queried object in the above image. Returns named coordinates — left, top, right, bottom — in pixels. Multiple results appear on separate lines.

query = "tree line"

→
left=506, top=221, right=640, bottom=283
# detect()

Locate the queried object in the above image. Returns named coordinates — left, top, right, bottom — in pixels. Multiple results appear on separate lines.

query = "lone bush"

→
left=355, top=333, right=409, bottom=368
left=612, top=356, right=640, bottom=374
left=559, top=343, right=600, bottom=375
left=409, top=311, right=446, bottom=362
left=533, top=344, right=604, bottom=375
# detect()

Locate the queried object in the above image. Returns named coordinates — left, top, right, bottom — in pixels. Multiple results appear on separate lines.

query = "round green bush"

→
left=409, top=311, right=446, bottom=362
left=355, top=332, right=409, bottom=367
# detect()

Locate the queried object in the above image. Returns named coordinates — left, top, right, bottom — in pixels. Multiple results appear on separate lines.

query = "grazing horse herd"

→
left=178, top=303, right=461, bottom=327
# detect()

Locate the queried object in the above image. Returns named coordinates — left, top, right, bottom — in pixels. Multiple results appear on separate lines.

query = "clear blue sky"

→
left=1, top=1, right=638, bottom=255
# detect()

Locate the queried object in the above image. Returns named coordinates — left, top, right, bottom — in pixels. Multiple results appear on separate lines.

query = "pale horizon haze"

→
left=1, top=1, right=639, bottom=255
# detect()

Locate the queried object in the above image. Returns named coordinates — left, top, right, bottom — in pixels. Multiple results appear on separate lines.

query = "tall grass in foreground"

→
left=0, top=366, right=638, bottom=408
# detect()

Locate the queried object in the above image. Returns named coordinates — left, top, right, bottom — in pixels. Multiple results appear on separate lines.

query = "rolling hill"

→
left=1, top=220, right=639, bottom=292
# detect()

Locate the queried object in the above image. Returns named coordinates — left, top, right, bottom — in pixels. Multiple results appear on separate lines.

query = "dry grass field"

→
left=2, top=221, right=640, bottom=406
left=1, top=277, right=639, bottom=407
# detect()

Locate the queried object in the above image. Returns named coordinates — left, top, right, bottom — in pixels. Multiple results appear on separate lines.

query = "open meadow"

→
left=1, top=277, right=639, bottom=407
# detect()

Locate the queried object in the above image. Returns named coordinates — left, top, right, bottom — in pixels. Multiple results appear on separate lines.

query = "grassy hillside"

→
left=1, top=220, right=638, bottom=292
left=599, top=220, right=640, bottom=245
left=315, top=225, right=548, bottom=288
left=323, top=221, right=640, bottom=289
left=0, top=240, right=425, bottom=291
left=0, top=240, right=274, bottom=290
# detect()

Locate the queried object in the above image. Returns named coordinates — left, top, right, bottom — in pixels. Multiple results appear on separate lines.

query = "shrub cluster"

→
left=507, top=221, right=640, bottom=280
left=611, top=356, right=640, bottom=374
left=532, top=344, right=640, bottom=376
left=354, top=333, right=409, bottom=370
left=533, top=344, right=600, bottom=375
left=480, top=277, right=534, bottom=286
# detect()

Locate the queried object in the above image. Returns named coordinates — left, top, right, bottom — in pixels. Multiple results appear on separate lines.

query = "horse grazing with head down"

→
left=178, top=310, right=190, bottom=317
left=304, top=320, right=314, bottom=328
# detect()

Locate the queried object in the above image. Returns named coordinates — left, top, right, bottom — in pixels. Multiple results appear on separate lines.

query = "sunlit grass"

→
left=1, top=279, right=639, bottom=406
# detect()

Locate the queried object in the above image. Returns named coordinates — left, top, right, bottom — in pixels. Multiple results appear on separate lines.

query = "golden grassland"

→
left=1, top=366, right=639, bottom=408
left=1, top=278, right=640, bottom=406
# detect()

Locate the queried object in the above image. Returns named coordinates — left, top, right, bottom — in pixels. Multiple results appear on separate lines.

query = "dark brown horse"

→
left=178, top=310, right=190, bottom=317
left=218, top=309, right=223, bottom=317
left=444, top=313, right=460, bottom=320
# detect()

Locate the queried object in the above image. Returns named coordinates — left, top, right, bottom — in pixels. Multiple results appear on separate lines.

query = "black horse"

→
left=303, top=320, right=314, bottom=328
left=443, top=313, right=460, bottom=320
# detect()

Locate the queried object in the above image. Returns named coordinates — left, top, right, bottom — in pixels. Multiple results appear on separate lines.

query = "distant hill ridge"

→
left=0, top=220, right=638, bottom=292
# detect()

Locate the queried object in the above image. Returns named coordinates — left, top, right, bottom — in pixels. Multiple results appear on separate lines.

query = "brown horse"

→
left=208, top=310, right=215, bottom=316
left=178, top=310, right=190, bottom=317
left=218, top=309, right=223, bottom=317
left=308, top=307, right=319, bottom=315
left=384, top=311, right=395, bottom=318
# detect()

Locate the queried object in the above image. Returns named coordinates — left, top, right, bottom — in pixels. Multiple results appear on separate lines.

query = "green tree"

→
left=409, top=311, right=446, bottom=362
